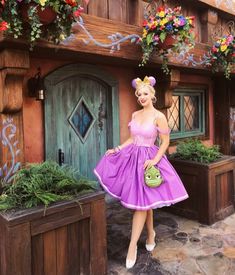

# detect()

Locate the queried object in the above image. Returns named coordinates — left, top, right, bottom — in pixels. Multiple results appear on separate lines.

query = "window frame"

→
left=169, top=89, right=206, bottom=140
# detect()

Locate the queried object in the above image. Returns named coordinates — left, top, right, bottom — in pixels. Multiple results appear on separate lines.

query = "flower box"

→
left=0, top=191, right=107, bottom=275
left=168, top=156, right=235, bottom=225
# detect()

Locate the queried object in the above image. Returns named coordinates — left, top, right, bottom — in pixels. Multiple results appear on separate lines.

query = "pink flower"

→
left=154, top=35, right=159, bottom=41
left=226, top=35, right=233, bottom=44
left=73, top=6, right=84, bottom=17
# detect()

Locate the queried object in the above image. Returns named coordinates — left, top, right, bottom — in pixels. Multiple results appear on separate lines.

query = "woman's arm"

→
left=106, top=137, right=133, bottom=155
left=106, top=112, right=137, bottom=155
left=144, top=113, right=170, bottom=169
left=118, top=137, right=133, bottom=150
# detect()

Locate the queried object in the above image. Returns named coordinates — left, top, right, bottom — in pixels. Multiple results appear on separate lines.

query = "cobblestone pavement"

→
left=106, top=202, right=235, bottom=275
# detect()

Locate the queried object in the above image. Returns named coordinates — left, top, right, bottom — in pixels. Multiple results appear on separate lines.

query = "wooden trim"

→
left=0, top=191, right=105, bottom=225
left=31, top=204, right=90, bottom=236
left=197, top=0, right=235, bottom=16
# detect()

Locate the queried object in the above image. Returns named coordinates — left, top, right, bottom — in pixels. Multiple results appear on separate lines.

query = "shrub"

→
left=170, top=139, right=222, bottom=163
left=0, top=161, right=97, bottom=211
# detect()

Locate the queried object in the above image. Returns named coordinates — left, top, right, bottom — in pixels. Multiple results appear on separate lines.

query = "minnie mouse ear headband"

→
left=131, top=76, right=156, bottom=90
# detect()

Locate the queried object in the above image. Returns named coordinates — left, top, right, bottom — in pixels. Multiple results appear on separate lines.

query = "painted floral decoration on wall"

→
left=208, top=34, right=235, bottom=79
left=0, top=0, right=89, bottom=49
left=139, top=5, right=195, bottom=74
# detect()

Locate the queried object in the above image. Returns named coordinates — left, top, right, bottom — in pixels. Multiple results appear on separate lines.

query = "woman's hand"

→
left=105, top=148, right=116, bottom=156
left=144, top=159, right=159, bottom=170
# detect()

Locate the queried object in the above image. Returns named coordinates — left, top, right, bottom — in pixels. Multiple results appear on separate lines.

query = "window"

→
left=167, top=89, right=205, bottom=139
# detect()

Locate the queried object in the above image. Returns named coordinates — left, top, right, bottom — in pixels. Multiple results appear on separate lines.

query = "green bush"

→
left=170, top=139, right=222, bottom=163
left=0, top=161, right=97, bottom=211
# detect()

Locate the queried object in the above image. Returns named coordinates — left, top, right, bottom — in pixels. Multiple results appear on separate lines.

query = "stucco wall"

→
left=23, top=59, right=138, bottom=163
left=23, top=59, right=214, bottom=163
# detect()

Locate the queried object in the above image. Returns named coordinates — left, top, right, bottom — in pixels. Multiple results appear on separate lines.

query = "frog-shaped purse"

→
left=144, top=166, right=163, bottom=188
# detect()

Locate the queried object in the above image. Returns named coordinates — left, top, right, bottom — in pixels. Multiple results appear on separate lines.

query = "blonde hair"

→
left=132, top=76, right=156, bottom=100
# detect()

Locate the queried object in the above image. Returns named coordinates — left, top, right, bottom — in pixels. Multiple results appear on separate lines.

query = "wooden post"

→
left=200, top=9, right=218, bottom=44
left=156, top=69, right=181, bottom=110
left=0, top=49, right=29, bottom=184
left=90, top=198, right=107, bottom=275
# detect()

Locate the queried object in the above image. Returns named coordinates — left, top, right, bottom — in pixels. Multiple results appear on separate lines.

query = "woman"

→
left=94, top=76, right=188, bottom=269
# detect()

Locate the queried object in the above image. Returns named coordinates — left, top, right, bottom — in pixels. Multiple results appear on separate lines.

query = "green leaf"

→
left=160, top=32, right=167, bottom=43
left=146, top=33, right=155, bottom=45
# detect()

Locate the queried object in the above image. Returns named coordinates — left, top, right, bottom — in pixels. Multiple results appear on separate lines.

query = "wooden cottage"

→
left=0, top=0, right=235, bottom=274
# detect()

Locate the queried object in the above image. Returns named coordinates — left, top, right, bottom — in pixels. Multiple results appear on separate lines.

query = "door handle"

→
left=58, top=149, right=64, bottom=166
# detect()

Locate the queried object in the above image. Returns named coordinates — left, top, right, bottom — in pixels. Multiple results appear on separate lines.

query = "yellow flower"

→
left=59, top=34, right=66, bottom=41
left=160, top=18, right=168, bottom=26
left=39, top=0, right=47, bottom=6
left=220, top=44, right=227, bottom=52
left=221, top=38, right=226, bottom=44
left=159, top=11, right=165, bottom=17
left=143, top=29, right=147, bottom=38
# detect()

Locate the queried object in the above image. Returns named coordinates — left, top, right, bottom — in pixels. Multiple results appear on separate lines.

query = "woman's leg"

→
left=145, top=209, right=155, bottom=244
left=126, top=210, right=147, bottom=260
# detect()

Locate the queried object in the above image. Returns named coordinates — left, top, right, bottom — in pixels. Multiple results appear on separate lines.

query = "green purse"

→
left=144, top=166, right=163, bottom=188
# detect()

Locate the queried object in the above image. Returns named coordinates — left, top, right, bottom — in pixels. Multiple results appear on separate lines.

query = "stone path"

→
left=107, top=202, right=235, bottom=275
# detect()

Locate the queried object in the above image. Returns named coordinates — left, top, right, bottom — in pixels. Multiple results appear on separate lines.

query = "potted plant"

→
left=139, top=5, right=195, bottom=74
left=0, top=160, right=98, bottom=210
left=168, top=139, right=235, bottom=225
left=0, top=0, right=89, bottom=49
left=0, top=161, right=107, bottom=275
left=208, top=34, right=235, bottom=79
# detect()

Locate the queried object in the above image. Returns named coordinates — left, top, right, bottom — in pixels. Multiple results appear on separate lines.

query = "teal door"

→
left=44, top=64, right=119, bottom=180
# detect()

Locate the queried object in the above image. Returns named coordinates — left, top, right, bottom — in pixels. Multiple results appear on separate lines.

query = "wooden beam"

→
left=0, top=14, right=211, bottom=71
left=197, top=0, right=235, bottom=16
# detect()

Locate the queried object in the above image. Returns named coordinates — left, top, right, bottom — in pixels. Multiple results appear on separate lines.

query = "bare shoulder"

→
left=154, top=110, right=168, bottom=127
left=154, top=110, right=166, bottom=121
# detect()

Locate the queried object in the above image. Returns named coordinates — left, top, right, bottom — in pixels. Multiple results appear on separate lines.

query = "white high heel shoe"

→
left=126, top=246, right=137, bottom=269
left=145, top=230, right=156, bottom=252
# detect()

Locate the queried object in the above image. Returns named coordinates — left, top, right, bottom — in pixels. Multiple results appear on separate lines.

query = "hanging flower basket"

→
left=20, top=3, right=57, bottom=25
left=139, top=5, right=195, bottom=74
left=208, top=34, right=235, bottom=79
left=0, top=0, right=89, bottom=49
left=157, top=34, right=176, bottom=50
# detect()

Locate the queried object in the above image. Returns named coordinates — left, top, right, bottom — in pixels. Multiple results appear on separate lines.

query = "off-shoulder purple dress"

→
left=94, top=119, right=188, bottom=210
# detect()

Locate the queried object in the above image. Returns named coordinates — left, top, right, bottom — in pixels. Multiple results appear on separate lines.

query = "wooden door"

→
left=44, top=65, right=119, bottom=180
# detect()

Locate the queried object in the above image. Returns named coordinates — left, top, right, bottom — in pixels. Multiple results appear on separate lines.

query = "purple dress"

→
left=94, top=119, right=188, bottom=210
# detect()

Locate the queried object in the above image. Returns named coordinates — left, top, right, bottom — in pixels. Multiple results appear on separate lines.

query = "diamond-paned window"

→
left=68, top=96, right=96, bottom=143
left=184, top=96, right=199, bottom=131
left=167, top=90, right=205, bottom=139
left=168, top=96, right=180, bottom=132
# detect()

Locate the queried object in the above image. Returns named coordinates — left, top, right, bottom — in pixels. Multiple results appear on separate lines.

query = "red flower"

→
left=65, top=0, right=77, bottom=7
left=0, top=21, right=8, bottom=31
left=143, top=20, right=148, bottom=27
left=157, top=6, right=164, bottom=12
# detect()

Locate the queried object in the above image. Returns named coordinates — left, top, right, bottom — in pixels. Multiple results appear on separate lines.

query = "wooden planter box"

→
left=0, top=191, right=107, bottom=275
left=168, top=156, right=235, bottom=225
